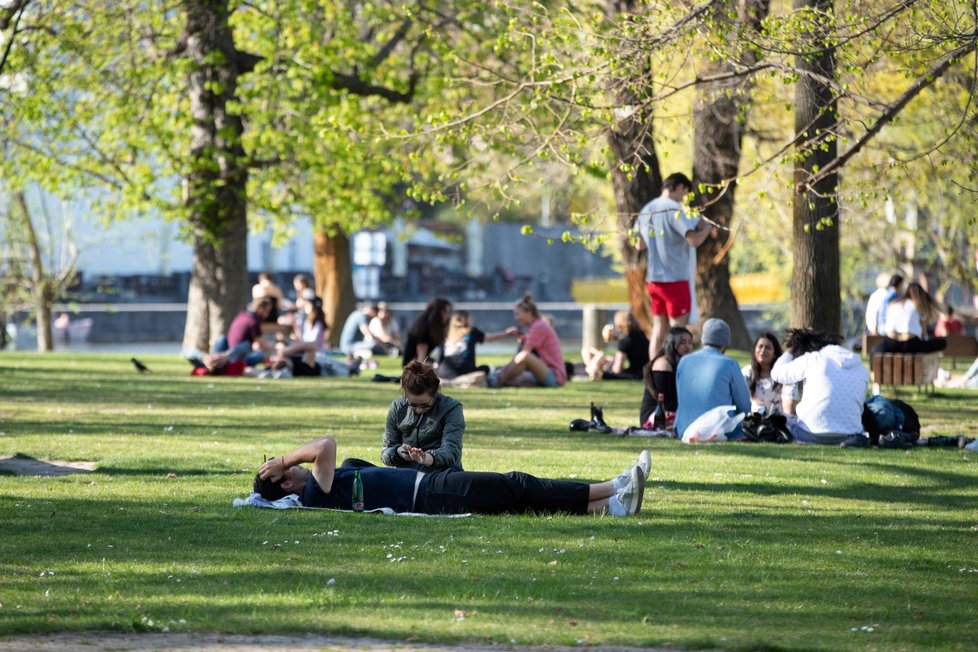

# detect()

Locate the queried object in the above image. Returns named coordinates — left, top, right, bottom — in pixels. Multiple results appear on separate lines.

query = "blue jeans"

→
left=213, top=336, right=266, bottom=366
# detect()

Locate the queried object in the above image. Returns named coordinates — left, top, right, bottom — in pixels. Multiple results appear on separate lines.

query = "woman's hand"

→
left=403, top=445, right=431, bottom=466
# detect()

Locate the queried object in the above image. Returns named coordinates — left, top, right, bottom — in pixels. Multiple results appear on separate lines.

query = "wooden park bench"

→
left=861, top=334, right=943, bottom=394
left=942, top=334, right=978, bottom=368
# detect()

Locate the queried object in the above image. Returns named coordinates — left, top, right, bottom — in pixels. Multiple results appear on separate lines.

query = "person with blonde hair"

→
left=436, top=310, right=504, bottom=380
left=580, top=310, right=649, bottom=381
left=490, top=294, right=567, bottom=388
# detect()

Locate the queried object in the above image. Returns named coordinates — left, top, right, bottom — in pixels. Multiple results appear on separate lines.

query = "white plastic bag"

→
left=681, top=405, right=745, bottom=444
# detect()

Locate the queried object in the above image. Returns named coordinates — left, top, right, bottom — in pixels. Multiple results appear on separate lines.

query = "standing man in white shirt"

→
left=635, top=173, right=711, bottom=358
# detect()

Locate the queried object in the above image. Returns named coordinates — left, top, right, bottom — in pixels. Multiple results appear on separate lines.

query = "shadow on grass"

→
left=2, top=496, right=975, bottom=650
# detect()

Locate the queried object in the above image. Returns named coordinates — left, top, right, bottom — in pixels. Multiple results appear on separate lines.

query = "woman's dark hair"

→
left=783, top=328, right=842, bottom=356
left=401, top=360, right=441, bottom=396
left=408, top=297, right=452, bottom=355
left=747, top=332, right=783, bottom=395
left=253, top=473, right=288, bottom=501
left=309, top=296, right=327, bottom=330
left=656, top=326, right=692, bottom=370
left=644, top=326, right=692, bottom=395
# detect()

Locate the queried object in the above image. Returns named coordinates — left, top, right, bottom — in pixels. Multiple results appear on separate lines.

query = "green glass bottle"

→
left=352, top=469, right=364, bottom=512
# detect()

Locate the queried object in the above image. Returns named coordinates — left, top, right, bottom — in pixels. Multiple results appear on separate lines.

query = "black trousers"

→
left=876, top=336, right=947, bottom=354
left=415, top=470, right=590, bottom=515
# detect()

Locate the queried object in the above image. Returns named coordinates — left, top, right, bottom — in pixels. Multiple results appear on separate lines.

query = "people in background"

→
left=490, top=293, right=567, bottom=388
left=437, top=310, right=505, bottom=380
left=742, top=332, right=797, bottom=415
left=935, top=305, right=964, bottom=337
left=270, top=296, right=328, bottom=377
left=402, top=297, right=453, bottom=366
left=339, top=302, right=379, bottom=359
left=635, top=172, right=711, bottom=359
left=366, top=301, right=403, bottom=356
left=865, top=273, right=903, bottom=335
left=674, top=318, right=751, bottom=440
left=877, top=282, right=947, bottom=354
left=204, top=297, right=276, bottom=371
left=581, top=311, right=650, bottom=381
left=771, top=328, right=869, bottom=446
left=251, top=272, right=286, bottom=323
left=640, top=326, right=693, bottom=427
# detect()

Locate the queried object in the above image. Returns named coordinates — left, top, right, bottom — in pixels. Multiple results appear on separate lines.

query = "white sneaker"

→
left=614, top=466, right=645, bottom=516
left=636, top=450, right=651, bottom=478
left=613, top=450, right=652, bottom=492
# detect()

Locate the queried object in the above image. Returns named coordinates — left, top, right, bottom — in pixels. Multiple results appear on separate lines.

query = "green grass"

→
left=1, top=351, right=977, bottom=651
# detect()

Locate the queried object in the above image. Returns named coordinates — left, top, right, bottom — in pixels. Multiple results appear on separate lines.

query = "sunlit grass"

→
left=1, top=351, right=976, bottom=650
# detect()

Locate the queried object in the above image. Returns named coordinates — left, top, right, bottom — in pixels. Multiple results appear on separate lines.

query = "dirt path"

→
left=0, top=633, right=685, bottom=652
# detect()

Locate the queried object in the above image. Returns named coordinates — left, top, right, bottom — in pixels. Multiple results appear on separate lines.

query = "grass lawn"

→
left=1, top=351, right=976, bottom=651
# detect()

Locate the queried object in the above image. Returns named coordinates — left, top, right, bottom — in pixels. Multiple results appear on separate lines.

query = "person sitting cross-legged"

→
left=771, top=328, right=870, bottom=447
left=255, top=437, right=649, bottom=517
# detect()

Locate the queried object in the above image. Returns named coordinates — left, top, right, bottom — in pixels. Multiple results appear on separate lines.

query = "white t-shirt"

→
left=884, top=299, right=922, bottom=338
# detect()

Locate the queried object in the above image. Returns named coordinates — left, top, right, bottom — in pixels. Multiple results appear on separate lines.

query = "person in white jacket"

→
left=770, top=328, right=870, bottom=447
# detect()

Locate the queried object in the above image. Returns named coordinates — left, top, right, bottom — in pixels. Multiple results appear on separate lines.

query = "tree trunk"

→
left=791, top=0, right=840, bottom=333
left=13, top=191, right=53, bottom=351
left=691, top=0, right=770, bottom=350
left=180, top=0, right=257, bottom=351
left=606, top=0, right=662, bottom=336
left=314, top=231, right=356, bottom=347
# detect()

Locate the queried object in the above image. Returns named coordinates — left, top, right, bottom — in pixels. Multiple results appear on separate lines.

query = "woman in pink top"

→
left=492, top=294, right=567, bottom=388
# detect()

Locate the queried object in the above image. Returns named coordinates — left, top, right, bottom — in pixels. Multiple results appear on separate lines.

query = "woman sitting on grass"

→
left=581, top=311, right=650, bottom=381
left=255, top=436, right=649, bottom=516
left=490, top=293, right=567, bottom=388
left=741, top=332, right=797, bottom=415
left=639, top=326, right=692, bottom=427
left=268, top=296, right=328, bottom=377
left=380, top=361, right=465, bottom=472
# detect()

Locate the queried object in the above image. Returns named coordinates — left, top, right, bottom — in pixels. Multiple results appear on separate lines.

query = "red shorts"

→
left=646, top=281, right=691, bottom=318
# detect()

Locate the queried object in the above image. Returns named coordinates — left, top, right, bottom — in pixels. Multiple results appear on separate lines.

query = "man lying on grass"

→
left=255, top=437, right=649, bottom=516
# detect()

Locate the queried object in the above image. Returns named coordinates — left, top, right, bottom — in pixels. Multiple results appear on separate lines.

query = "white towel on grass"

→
left=233, top=492, right=470, bottom=517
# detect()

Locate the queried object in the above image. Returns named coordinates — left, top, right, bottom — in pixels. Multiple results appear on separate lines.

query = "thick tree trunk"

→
left=606, top=0, right=662, bottom=336
left=180, top=0, right=257, bottom=351
left=314, top=231, right=356, bottom=347
left=791, top=0, right=840, bottom=333
left=691, top=0, right=770, bottom=350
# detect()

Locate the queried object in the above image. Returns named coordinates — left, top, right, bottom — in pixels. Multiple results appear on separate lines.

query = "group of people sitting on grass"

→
left=636, top=317, right=875, bottom=447
left=253, top=361, right=649, bottom=517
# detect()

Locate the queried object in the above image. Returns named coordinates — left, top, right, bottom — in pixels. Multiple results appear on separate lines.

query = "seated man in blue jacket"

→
left=674, top=318, right=751, bottom=440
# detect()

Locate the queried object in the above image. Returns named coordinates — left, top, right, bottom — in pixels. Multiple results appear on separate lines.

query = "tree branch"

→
left=330, top=71, right=415, bottom=103
left=801, top=36, right=978, bottom=192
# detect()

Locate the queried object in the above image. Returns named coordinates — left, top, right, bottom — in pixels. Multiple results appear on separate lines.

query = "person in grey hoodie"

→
left=770, top=328, right=869, bottom=446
